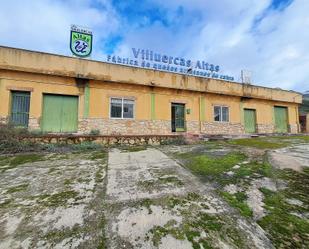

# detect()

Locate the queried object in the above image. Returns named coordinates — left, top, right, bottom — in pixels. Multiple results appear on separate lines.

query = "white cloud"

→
left=115, top=0, right=309, bottom=91
left=0, top=0, right=308, bottom=91
left=0, top=0, right=119, bottom=57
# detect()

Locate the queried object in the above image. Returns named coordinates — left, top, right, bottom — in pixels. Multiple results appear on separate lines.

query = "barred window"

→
left=110, top=98, right=134, bottom=119
left=214, top=106, right=229, bottom=122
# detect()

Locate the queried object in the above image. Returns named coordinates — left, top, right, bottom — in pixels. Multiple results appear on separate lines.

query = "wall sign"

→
left=107, top=48, right=234, bottom=81
left=70, top=25, right=92, bottom=58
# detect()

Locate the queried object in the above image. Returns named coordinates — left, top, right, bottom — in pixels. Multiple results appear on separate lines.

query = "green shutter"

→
left=42, top=94, right=78, bottom=133
left=10, top=91, right=30, bottom=127
left=151, top=93, right=155, bottom=120
left=274, top=106, right=288, bottom=133
left=244, top=109, right=256, bottom=133
left=200, top=96, right=205, bottom=122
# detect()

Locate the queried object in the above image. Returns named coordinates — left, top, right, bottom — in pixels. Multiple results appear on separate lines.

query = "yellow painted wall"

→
left=0, top=70, right=83, bottom=118
left=0, top=69, right=300, bottom=130
left=0, top=44, right=302, bottom=134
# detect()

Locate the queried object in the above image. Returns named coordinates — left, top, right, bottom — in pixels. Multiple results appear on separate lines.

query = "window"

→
left=11, top=91, right=30, bottom=127
left=214, top=106, right=229, bottom=122
left=110, top=98, right=134, bottom=119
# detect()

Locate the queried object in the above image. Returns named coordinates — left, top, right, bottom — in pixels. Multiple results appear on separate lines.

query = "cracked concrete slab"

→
left=105, top=148, right=273, bottom=249
left=269, top=144, right=309, bottom=171
left=0, top=151, right=107, bottom=249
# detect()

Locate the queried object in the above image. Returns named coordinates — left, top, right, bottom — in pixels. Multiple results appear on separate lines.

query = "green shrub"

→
left=0, top=123, right=40, bottom=154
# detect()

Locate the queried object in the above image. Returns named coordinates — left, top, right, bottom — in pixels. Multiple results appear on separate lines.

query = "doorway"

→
left=42, top=94, right=78, bottom=133
left=171, top=103, right=185, bottom=132
left=244, top=109, right=256, bottom=133
left=274, top=106, right=288, bottom=133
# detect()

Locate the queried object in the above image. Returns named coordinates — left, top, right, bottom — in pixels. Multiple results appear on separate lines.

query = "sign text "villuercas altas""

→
left=107, top=48, right=234, bottom=81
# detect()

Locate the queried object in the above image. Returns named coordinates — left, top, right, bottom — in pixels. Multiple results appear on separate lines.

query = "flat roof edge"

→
left=0, top=46, right=303, bottom=102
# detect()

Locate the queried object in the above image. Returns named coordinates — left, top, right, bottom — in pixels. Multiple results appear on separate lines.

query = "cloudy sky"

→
left=0, top=0, right=308, bottom=91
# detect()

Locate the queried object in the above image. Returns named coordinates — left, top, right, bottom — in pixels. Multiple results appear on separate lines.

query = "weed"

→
left=9, top=154, right=45, bottom=166
left=6, top=184, right=29, bottom=194
left=187, top=192, right=200, bottom=201
left=0, top=199, right=12, bottom=208
left=161, top=136, right=187, bottom=145
left=147, top=211, right=241, bottom=248
left=184, top=152, right=246, bottom=179
left=228, top=138, right=288, bottom=149
left=97, top=217, right=107, bottom=249
left=120, top=146, right=147, bottom=152
left=257, top=167, right=309, bottom=248
left=139, top=198, right=154, bottom=214
left=44, top=225, right=84, bottom=243
left=138, top=176, right=183, bottom=189
left=89, top=151, right=107, bottom=160
left=1, top=154, right=45, bottom=173
left=64, top=179, right=72, bottom=185
left=72, top=142, right=104, bottom=152
left=227, top=161, right=273, bottom=182
left=48, top=167, right=58, bottom=174
left=95, top=171, right=104, bottom=183
left=36, top=190, right=80, bottom=207
left=0, top=156, right=10, bottom=166
left=220, top=191, right=253, bottom=217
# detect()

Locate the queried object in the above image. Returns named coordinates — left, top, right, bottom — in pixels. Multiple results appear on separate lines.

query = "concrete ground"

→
left=105, top=148, right=272, bottom=249
left=269, top=144, right=309, bottom=171
left=0, top=151, right=107, bottom=249
left=1, top=139, right=308, bottom=249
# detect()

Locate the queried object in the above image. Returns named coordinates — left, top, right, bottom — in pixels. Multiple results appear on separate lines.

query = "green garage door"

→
left=244, top=109, right=256, bottom=133
left=42, top=94, right=78, bottom=133
left=274, top=106, right=288, bottom=133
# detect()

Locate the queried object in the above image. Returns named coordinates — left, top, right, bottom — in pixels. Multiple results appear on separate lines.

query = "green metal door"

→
left=244, top=109, right=256, bottom=133
left=10, top=91, right=30, bottom=127
left=274, top=106, right=288, bottom=133
left=171, top=103, right=186, bottom=132
left=42, top=94, right=78, bottom=133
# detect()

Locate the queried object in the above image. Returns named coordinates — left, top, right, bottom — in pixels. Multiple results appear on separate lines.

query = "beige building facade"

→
left=0, top=46, right=302, bottom=135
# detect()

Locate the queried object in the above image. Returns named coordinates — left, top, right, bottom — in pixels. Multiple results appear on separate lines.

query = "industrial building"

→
left=0, top=46, right=302, bottom=135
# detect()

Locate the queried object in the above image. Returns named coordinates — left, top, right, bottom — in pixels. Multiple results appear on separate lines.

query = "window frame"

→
left=213, top=105, right=229, bottom=122
left=109, top=97, right=135, bottom=119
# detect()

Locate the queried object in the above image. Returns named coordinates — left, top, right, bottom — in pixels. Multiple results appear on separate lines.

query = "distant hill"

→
left=300, top=91, right=309, bottom=114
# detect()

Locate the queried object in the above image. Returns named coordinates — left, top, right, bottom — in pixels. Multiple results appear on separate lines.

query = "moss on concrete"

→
left=258, top=168, right=309, bottom=248
left=36, top=190, right=80, bottom=207
left=182, top=152, right=246, bottom=179
left=138, top=176, right=184, bottom=190
left=6, top=183, right=29, bottom=194
left=220, top=191, right=253, bottom=218
left=228, top=138, right=287, bottom=149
